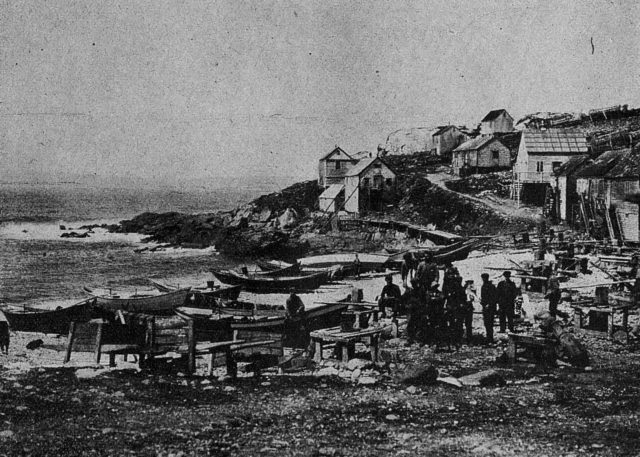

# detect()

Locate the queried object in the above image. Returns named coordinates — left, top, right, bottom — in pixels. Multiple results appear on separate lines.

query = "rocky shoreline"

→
left=103, top=156, right=536, bottom=259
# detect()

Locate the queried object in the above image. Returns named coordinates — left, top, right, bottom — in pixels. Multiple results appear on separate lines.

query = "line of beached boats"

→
left=0, top=238, right=486, bottom=338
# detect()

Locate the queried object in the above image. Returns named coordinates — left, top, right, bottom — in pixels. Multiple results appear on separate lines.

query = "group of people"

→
left=377, top=252, right=522, bottom=347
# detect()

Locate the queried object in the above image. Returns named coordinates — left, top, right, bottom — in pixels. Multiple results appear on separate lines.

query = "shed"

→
left=431, top=125, right=469, bottom=157
left=480, top=109, right=514, bottom=135
left=343, top=158, right=397, bottom=215
left=451, top=136, right=511, bottom=175
left=318, top=184, right=345, bottom=213
left=575, top=149, right=627, bottom=201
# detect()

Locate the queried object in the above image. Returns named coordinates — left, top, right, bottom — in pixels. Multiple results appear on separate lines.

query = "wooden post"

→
left=341, top=343, right=349, bottom=363
left=187, top=319, right=196, bottom=375
left=64, top=322, right=76, bottom=364
left=94, top=322, right=103, bottom=365
left=313, top=340, right=323, bottom=363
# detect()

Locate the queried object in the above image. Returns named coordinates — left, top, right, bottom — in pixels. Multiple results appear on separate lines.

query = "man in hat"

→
left=377, top=274, right=402, bottom=318
left=496, top=271, right=518, bottom=333
left=480, top=273, right=497, bottom=343
left=463, top=280, right=477, bottom=343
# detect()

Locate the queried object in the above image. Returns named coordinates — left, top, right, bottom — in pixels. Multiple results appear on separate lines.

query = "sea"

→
left=0, top=178, right=291, bottom=308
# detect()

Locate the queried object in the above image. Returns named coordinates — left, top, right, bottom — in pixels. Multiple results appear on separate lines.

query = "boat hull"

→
left=2, top=299, right=95, bottom=335
left=87, top=288, right=191, bottom=314
left=211, top=270, right=330, bottom=293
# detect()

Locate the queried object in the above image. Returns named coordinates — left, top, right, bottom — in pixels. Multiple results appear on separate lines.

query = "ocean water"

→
left=0, top=179, right=288, bottom=307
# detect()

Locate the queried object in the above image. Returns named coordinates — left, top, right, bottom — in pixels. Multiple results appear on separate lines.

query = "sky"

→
left=0, top=0, right=639, bottom=185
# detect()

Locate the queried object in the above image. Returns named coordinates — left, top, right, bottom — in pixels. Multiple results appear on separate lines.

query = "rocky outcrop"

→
left=382, top=127, right=435, bottom=156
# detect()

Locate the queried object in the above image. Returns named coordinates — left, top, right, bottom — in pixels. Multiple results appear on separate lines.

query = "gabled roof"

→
left=523, top=129, right=589, bottom=155
left=481, top=109, right=512, bottom=122
left=345, top=157, right=396, bottom=177
left=320, top=146, right=356, bottom=161
left=319, top=183, right=344, bottom=200
left=432, top=125, right=458, bottom=137
left=553, top=155, right=589, bottom=177
left=605, top=147, right=640, bottom=179
left=453, top=135, right=503, bottom=152
left=575, top=149, right=627, bottom=178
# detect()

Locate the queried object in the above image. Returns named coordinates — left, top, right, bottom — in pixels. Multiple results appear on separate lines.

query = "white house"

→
left=318, top=146, right=358, bottom=188
left=513, top=129, right=589, bottom=204
left=343, top=157, right=397, bottom=215
left=480, top=109, right=514, bottom=135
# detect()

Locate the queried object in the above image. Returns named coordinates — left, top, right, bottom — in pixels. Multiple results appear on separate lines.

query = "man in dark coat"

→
left=285, top=291, right=305, bottom=319
left=480, top=273, right=498, bottom=343
left=496, top=271, right=518, bottom=333
left=378, top=274, right=402, bottom=318
left=415, top=253, right=439, bottom=296
left=405, top=279, right=426, bottom=346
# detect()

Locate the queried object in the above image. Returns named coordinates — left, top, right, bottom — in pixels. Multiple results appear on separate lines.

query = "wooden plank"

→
left=64, top=322, right=76, bottom=363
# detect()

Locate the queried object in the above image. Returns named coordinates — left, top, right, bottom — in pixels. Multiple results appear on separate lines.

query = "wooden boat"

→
left=252, top=260, right=300, bottom=277
left=297, top=253, right=392, bottom=271
left=388, top=239, right=486, bottom=266
left=178, top=300, right=349, bottom=348
left=1, top=298, right=96, bottom=335
left=83, top=286, right=191, bottom=314
left=211, top=269, right=331, bottom=292
left=150, top=280, right=242, bottom=306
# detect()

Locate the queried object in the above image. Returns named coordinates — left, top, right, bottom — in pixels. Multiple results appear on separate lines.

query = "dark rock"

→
left=26, top=339, right=44, bottom=350
left=399, top=365, right=438, bottom=385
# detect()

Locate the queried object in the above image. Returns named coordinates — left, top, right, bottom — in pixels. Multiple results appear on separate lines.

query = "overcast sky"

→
left=1, top=0, right=639, bottom=185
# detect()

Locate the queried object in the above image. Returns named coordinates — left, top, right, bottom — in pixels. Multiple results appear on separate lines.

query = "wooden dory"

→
left=83, top=286, right=191, bottom=314
left=150, top=280, right=242, bottom=305
left=297, top=253, right=392, bottom=271
left=211, top=269, right=331, bottom=292
left=1, top=298, right=96, bottom=335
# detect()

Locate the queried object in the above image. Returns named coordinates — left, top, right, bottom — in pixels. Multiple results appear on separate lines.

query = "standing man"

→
left=400, top=252, right=416, bottom=289
left=377, top=274, right=402, bottom=318
left=415, top=252, right=439, bottom=296
left=480, top=273, right=497, bottom=344
left=496, top=271, right=518, bottom=333
left=463, top=280, right=477, bottom=344
left=353, top=254, right=362, bottom=278
left=405, top=279, right=426, bottom=346
left=546, top=270, right=561, bottom=317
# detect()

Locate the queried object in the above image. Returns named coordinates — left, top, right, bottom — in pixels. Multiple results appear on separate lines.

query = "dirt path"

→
left=428, top=172, right=540, bottom=221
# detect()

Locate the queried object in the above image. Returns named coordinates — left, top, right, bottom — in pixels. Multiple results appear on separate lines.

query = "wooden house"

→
left=343, top=158, right=397, bottom=215
left=604, top=148, right=640, bottom=242
left=318, top=147, right=358, bottom=188
left=512, top=129, right=589, bottom=204
left=480, top=109, right=514, bottom=135
left=551, top=155, right=589, bottom=222
left=431, top=125, right=469, bottom=157
left=451, top=136, right=511, bottom=176
left=575, top=149, right=627, bottom=203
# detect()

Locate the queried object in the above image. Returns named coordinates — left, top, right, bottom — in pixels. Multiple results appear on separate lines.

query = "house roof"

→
left=432, top=125, right=456, bottom=137
left=319, top=183, right=344, bottom=200
left=523, top=129, right=589, bottom=155
left=320, top=146, right=356, bottom=161
left=605, top=147, right=640, bottom=179
left=453, top=135, right=502, bottom=152
left=345, top=157, right=396, bottom=177
left=553, top=155, right=590, bottom=176
left=575, top=149, right=627, bottom=178
left=481, top=109, right=511, bottom=122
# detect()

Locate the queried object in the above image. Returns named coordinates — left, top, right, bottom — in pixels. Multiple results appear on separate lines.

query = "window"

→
left=536, top=161, right=544, bottom=173
left=362, top=178, right=370, bottom=187
left=386, top=178, right=393, bottom=186
left=335, top=161, right=341, bottom=170
left=552, top=161, right=562, bottom=172
left=373, top=163, right=382, bottom=168
left=492, top=150, right=499, bottom=160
